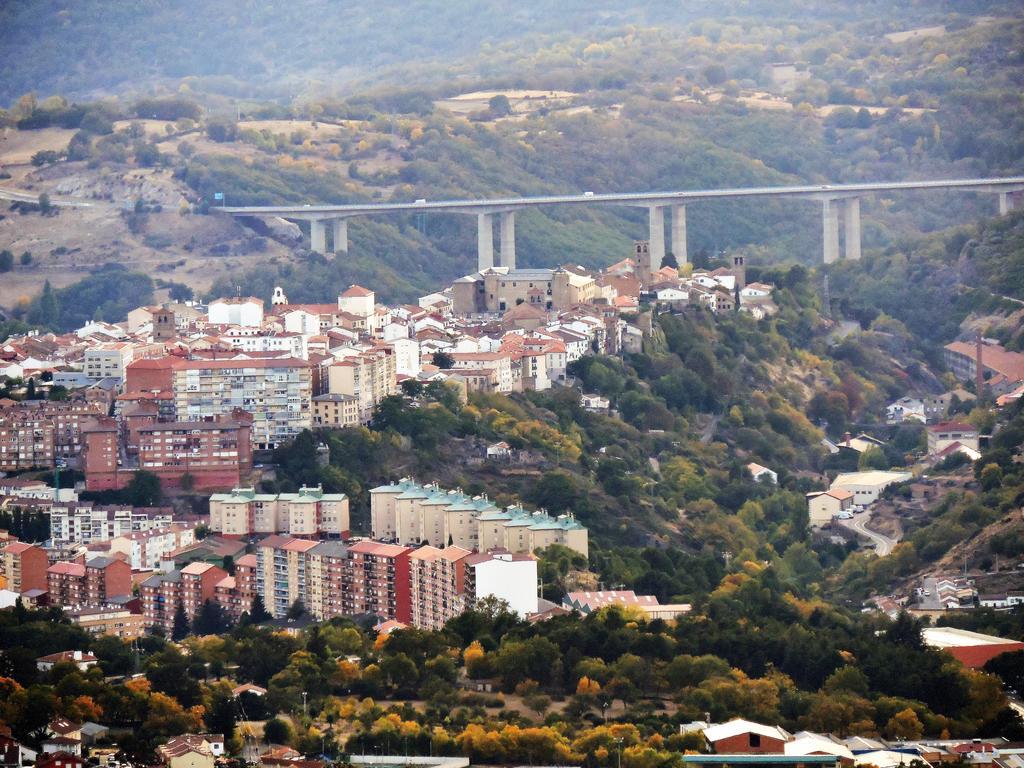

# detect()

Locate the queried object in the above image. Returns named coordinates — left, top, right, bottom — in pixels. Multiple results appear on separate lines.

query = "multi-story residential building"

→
left=0, top=400, right=106, bottom=471
left=141, top=562, right=227, bottom=632
left=305, top=541, right=350, bottom=620
left=0, top=541, right=49, bottom=593
left=370, top=479, right=588, bottom=557
left=66, top=606, right=146, bottom=639
left=99, top=525, right=196, bottom=570
left=408, top=545, right=471, bottom=630
left=233, top=553, right=259, bottom=615
left=447, top=352, right=515, bottom=393
left=312, top=393, right=360, bottom=428
left=325, top=347, right=397, bottom=421
left=254, top=536, right=319, bottom=618
left=208, top=486, right=349, bottom=538
left=136, top=414, right=254, bottom=490
left=79, top=417, right=120, bottom=490
left=347, top=540, right=412, bottom=624
left=463, top=550, right=539, bottom=617
left=46, top=556, right=131, bottom=609
left=84, top=343, right=135, bottom=382
left=171, top=358, right=312, bottom=449
left=48, top=503, right=175, bottom=546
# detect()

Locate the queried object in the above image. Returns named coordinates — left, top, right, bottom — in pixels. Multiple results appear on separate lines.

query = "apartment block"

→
left=79, top=417, right=120, bottom=490
left=0, top=400, right=105, bottom=471
left=141, top=562, right=228, bottom=632
left=0, top=541, right=49, bottom=593
left=370, top=479, right=588, bottom=557
left=463, top=550, right=539, bottom=617
left=171, top=357, right=313, bottom=449
left=347, top=540, right=412, bottom=624
left=254, top=536, right=319, bottom=618
left=84, top=343, right=135, bottom=382
left=46, top=556, right=131, bottom=609
left=48, top=502, right=175, bottom=546
left=305, top=541, right=350, bottom=620
left=325, top=347, right=397, bottom=421
left=137, top=414, right=254, bottom=490
left=408, top=545, right=471, bottom=630
left=312, top=393, right=360, bottom=428
left=66, top=606, right=146, bottom=639
left=208, top=486, right=349, bottom=538
left=97, top=525, right=196, bottom=570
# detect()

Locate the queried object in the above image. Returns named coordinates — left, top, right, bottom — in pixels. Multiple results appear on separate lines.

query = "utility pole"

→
left=302, top=691, right=307, bottom=717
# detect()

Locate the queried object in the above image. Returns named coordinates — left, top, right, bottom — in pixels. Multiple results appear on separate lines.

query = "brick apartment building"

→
left=81, top=411, right=254, bottom=492
left=0, top=540, right=49, bottom=593
left=141, top=562, right=228, bottom=632
left=46, top=556, right=132, bottom=609
left=408, top=545, right=471, bottom=630
left=0, top=400, right=106, bottom=471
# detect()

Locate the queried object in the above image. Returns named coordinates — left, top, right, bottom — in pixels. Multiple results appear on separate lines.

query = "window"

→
left=749, top=734, right=761, bottom=748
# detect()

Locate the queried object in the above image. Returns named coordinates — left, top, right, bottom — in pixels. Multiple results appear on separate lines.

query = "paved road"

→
left=839, top=511, right=898, bottom=556
left=0, top=186, right=95, bottom=208
left=700, top=414, right=721, bottom=444
left=220, top=176, right=1024, bottom=217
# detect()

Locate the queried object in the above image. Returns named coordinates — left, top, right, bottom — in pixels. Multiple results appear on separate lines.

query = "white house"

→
left=886, top=397, right=926, bottom=423
left=747, top=462, right=778, bottom=484
left=208, top=297, right=264, bottom=327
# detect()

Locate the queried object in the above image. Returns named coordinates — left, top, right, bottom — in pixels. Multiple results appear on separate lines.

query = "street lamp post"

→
left=301, top=691, right=307, bottom=717
left=615, top=738, right=623, bottom=768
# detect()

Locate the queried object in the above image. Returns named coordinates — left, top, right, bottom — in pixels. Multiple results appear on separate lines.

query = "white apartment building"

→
left=172, top=358, right=312, bottom=449
left=84, top=343, right=135, bottom=381
left=49, top=504, right=176, bottom=546
left=208, top=297, right=264, bottom=327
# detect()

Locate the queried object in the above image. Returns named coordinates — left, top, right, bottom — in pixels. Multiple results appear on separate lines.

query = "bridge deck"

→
left=221, top=177, right=1024, bottom=217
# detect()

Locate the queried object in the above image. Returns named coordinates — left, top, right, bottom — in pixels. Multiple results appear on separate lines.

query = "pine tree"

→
left=286, top=599, right=305, bottom=619
left=248, top=594, right=270, bottom=623
left=192, top=599, right=228, bottom=636
left=171, top=601, right=190, bottom=641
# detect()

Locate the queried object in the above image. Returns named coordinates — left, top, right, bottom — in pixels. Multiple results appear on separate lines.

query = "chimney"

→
left=975, top=332, right=984, bottom=398
left=843, top=431, right=852, bottom=447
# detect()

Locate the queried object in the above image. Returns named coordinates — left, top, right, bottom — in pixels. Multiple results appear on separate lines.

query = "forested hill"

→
left=0, top=0, right=1016, bottom=102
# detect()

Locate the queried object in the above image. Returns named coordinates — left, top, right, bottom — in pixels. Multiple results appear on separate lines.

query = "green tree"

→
left=488, top=94, right=512, bottom=117
left=0, top=251, right=12, bottom=272
left=19, top=251, right=32, bottom=266
left=171, top=602, right=190, bottom=641
left=263, top=717, right=293, bottom=746
left=432, top=351, right=455, bottom=369
left=127, top=470, right=163, bottom=506
left=37, top=193, right=52, bottom=215
left=286, top=599, right=306, bottom=619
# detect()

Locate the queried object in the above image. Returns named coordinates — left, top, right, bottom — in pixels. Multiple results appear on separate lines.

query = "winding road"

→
left=839, top=511, right=898, bottom=556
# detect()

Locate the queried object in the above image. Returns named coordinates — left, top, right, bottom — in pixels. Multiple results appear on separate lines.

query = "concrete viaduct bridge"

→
left=221, top=177, right=1024, bottom=274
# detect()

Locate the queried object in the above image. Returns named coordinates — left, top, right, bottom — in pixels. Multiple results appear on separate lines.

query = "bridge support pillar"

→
left=648, top=206, right=665, bottom=277
left=822, top=199, right=840, bottom=264
left=999, top=192, right=1016, bottom=216
left=670, top=204, right=687, bottom=266
left=843, top=198, right=862, bottom=261
left=310, top=219, right=327, bottom=254
left=500, top=211, right=516, bottom=270
left=477, top=213, right=494, bottom=270
left=331, top=219, right=348, bottom=254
